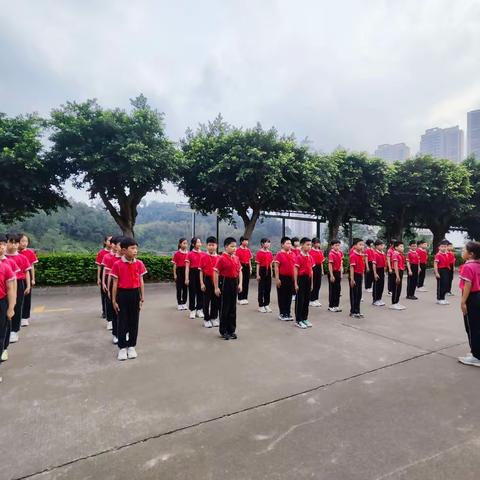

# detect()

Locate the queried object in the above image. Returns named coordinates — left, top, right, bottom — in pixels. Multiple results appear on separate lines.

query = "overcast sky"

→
left=2, top=0, right=480, bottom=203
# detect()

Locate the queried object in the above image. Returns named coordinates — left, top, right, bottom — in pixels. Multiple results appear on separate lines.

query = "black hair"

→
left=352, top=238, right=363, bottom=246
left=374, top=239, right=385, bottom=246
left=409, top=240, right=417, bottom=246
left=389, top=239, right=397, bottom=246
left=439, top=239, right=449, bottom=246
left=110, top=236, right=122, bottom=246
left=224, top=237, right=236, bottom=247
left=206, top=236, right=217, bottom=244
left=418, top=239, right=427, bottom=244
left=260, top=238, right=270, bottom=245
left=300, top=237, right=311, bottom=245
left=291, top=237, right=299, bottom=244
left=394, top=240, right=404, bottom=248
left=103, top=235, right=112, bottom=247
left=281, top=236, right=291, bottom=245
left=6, top=233, right=21, bottom=243
left=330, top=238, right=341, bottom=246
left=18, top=233, right=29, bottom=241
left=178, top=237, right=187, bottom=249
left=120, top=237, right=138, bottom=249
left=240, top=236, right=248, bottom=242
left=312, top=237, right=320, bottom=245
left=0, top=233, right=7, bottom=243
left=190, top=237, right=201, bottom=251
left=447, top=241, right=453, bottom=246
left=366, top=239, right=374, bottom=246
left=465, top=241, right=480, bottom=259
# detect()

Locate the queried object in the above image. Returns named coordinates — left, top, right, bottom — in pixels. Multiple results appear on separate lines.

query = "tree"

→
left=0, top=113, right=67, bottom=223
left=459, top=156, right=480, bottom=240
left=179, top=117, right=315, bottom=238
left=48, top=95, right=179, bottom=237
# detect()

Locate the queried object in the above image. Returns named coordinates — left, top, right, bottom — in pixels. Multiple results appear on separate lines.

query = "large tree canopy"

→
left=458, top=156, right=480, bottom=241
left=48, top=95, right=179, bottom=237
left=0, top=113, right=67, bottom=223
left=179, top=117, right=316, bottom=238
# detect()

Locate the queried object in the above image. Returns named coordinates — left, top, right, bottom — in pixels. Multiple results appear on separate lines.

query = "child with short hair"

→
left=447, top=242, right=456, bottom=296
left=236, top=236, right=252, bottom=305
left=256, top=238, right=273, bottom=313
left=291, top=237, right=301, bottom=255
left=172, top=238, right=188, bottom=310
left=309, top=237, right=324, bottom=308
left=185, top=237, right=204, bottom=319
left=95, top=235, right=112, bottom=320
left=390, top=240, right=406, bottom=310
left=386, top=239, right=396, bottom=296
left=328, top=239, right=343, bottom=312
left=18, top=233, right=38, bottom=326
left=416, top=240, right=429, bottom=292
left=200, top=236, right=219, bottom=328
left=273, top=236, right=296, bottom=321
left=372, top=239, right=386, bottom=306
left=111, top=237, right=147, bottom=361
left=364, top=239, right=375, bottom=293
left=214, top=237, right=242, bottom=340
left=435, top=240, right=451, bottom=305
left=349, top=238, right=365, bottom=317
left=294, top=237, right=314, bottom=329
left=0, top=259, right=16, bottom=383
left=406, top=240, right=420, bottom=300
left=102, top=236, right=122, bottom=341
left=458, top=241, right=480, bottom=367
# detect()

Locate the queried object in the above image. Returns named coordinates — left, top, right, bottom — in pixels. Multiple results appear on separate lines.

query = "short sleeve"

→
left=138, top=261, right=147, bottom=276
left=110, top=262, right=119, bottom=278
left=459, top=264, right=473, bottom=283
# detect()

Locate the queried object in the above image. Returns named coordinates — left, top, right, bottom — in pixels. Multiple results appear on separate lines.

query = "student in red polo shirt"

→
left=416, top=240, right=429, bottom=292
left=349, top=238, right=365, bottom=317
left=372, top=239, right=386, bottom=306
left=111, top=237, right=147, bottom=361
left=185, top=237, right=204, bottom=319
left=406, top=240, right=420, bottom=300
left=309, top=237, right=324, bottom=308
left=390, top=240, right=406, bottom=310
left=291, top=237, right=301, bottom=255
left=273, top=236, right=296, bottom=321
left=18, top=233, right=39, bottom=326
left=458, top=241, right=480, bottom=367
left=256, top=238, right=273, bottom=313
left=236, top=236, right=252, bottom=305
left=172, top=238, right=188, bottom=311
left=447, top=242, right=456, bottom=296
left=386, top=239, right=396, bottom=296
left=364, top=239, right=375, bottom=293
left=214, top=237, right=242, bottom=340
left=435, top=240, right=451, bottom=305
left=294, top=237, right=314, bottom=329
left=95, top=235, right=112, bottom=320
left=200, top=236, right=219, bottom=328
left=5, top=233, right=31, bottom=344
left=328, top=239, right=343, bottom=312
left=0, top=260, right=16, bottom=383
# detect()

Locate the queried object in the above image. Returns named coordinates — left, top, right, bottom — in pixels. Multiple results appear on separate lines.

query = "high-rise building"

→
left=467, top=109, right=480, bottom=159
left=374, top=143, right=410, bottom=162
left=419, top=126, right=464, bottom=162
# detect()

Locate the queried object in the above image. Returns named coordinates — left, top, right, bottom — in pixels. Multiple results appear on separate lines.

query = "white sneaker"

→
left=389, top=304, right=406, bottom=310
left=21, top=318, right=29, bottom=327
left=211, top=318, right=219, bottom=327
left=458, top=355, right=480, bottom=367
left=182, top=304, right=188, bottom=310
left=436, top=300, right=449, bottom=305
left=189, top=310, right=196, bottom=319
left=335, top=307, right=343, bottom=312
left=309, top=301, right=316, bottom=307
left=417, top=287, right=428, bottom=292
left=328, top=307, right=336, bottom=312
left=373, top=300, right=381, bottom=306
left=1, top=350, right=8, bottom=361
left=238, top=299, right=248, bottom=305
left=295, top=321, right=307, bottom=329
left=377, top=301, right=386, bottom=306
left=265, top=305, right=273, bottom=313
left=107, top=321, right=113, bottom=330
left=127, top=347, right=137, bottom=359
left=112, top=336, right=118, bottom=344
left=177, top=305, right=183, bottom=311
left=9, top=332, right=18, bottom=343
left=117, top=348, right=128, bottom=361
left=447, top=292, right=455, bottom=296
left=196, top=310, right=205, bottom=318
left=366, top=288, right=373, bottom=293
left=258, top=306, right=267, bottom=313
left=203, top=320, right=213, bottom=328
left=387, top=292, right=392, bottom=296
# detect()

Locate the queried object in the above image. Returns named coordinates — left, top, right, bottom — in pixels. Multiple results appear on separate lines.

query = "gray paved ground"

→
left=0, top=274, right=477, bottom=480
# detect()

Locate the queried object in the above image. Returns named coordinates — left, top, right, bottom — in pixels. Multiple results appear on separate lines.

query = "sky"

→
left=1, top=0, right=480, bottom=204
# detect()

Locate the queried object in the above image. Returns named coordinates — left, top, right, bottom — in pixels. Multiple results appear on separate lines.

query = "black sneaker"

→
left=412, top=296, right=418, bottom=300
left=230, top=333, right=238, bottom=339
left=221, top=334, right=230, bottom=340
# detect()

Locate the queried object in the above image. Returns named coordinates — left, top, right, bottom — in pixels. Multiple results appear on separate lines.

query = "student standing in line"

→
left=386, top=239, right=396, bottom=296
left=273, top=236, right=296, bottom=321
left=390, top=240, right=406, bottom=310
left=447, top=242, right=456, bottom=296
left=406, top=240, right=420, bottom=300
left=172, top=238, right=188, bottom=311
left=327, top=239, right=343, bottom=312
left=294, top=237, right=314, bottom=329
left=111, top=237, right=147, bottom=361
left=214, top=237, right=242, bottom=340
left=185, top=237, right=204, bottom=319
left=95, top=235, right=112, bottom=320
left=256, top=238, right=273, bottom=313
left=0, top=260, right=16, bottom=383
left=18, top=234, right=39, bottom=326
left=372, top=239, right=386, bottom=306
left=349, top=238, right=365, bottom=318
left=416, top=239, right=429, bottom=292
left=236, top=236, right=252, bottom=305
left=364, top=239, right=375, bottom=293
left=458, top=241, right=480, bottom=367
left=200, top=236, right=219, bottom=328
left=309, top=237, right=324, bottom=307
left=291, top=237, right=301, bottom=255
left=435, top=240, right=451, bottom=305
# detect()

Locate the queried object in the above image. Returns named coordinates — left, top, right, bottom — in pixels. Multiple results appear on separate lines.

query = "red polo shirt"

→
left=20, top=248, right=38, bottom=266
left=110, top=257, right=147, bottom=289
left=392, top=251, right=405, bottom=271
left=349, top=251, right=365, bottom=275
left=199, top=253, right=218, bottom=278
left=417, top=248, right=428, bottom=264
left=407, top=250, right=420, bottom=265
left=214, top=252, right=241, bottom=279
left=256, top=249, right=273, bottom=268
left=273, top=250, right=296, bottom=277
left=366, top=248, right=376, bottom=263
left=0, top=256, right=20, bottom=275
left=95, top=248, right=110, bottom=266
left=373, top=250, right=386, bottom=268
left=0, top=262, right=16, bottom=299
left=6, top=253, right=31, bottom=280
left=172, top=250, right=188, bottom=268
left=435, top=252, right=450, bottom=269
left=295, top=252, right=314, bottom=277
left=459, top=260, right=480, bottom=292
left=328, top=249, right=343, bottom=272
left=310, top=248, right=325, bottom=266
left=236, top=247, right=252, bottom=265
left=186, top=249, right=203, bottom=269
left=448, top=251, right=456, bottom=266
left=102, top=253, right=121, bottom=274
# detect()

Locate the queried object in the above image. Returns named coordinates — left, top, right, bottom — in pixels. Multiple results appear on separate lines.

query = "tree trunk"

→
left=429, top=225, right=448, bottom=254
left=239, top=208, right=260, bottom=239
left=99, top=191, right=137, bottom=238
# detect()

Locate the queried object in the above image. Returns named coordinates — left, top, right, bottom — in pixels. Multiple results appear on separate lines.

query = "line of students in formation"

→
left=0, top=234, right=38, bottom=383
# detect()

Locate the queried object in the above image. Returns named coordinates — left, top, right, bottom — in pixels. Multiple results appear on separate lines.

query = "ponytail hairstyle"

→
left=178, top=237, right=187, bottom=250
left=190, top=237, right=200, bottom=251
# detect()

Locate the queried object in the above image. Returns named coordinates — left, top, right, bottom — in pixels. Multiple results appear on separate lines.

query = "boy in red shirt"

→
left=435, top=240, right=451, bottom=305
left=406, top=240, right=420, bottom=300
left=386, top=239, right=396, bottom=296
left=273, top=236, right=296, bottom=321
left=294, top=238, right=314, bottom=328
left=214, top=237, right=242, bottom=340
left=236, top=236, right=252, bottom=305
left=309, top=237, right=324, bottom=308
left=172, top=238, right=188, bottom=310
left=328, top=239, right=343, bottom=312
left=102, top=236, right=122, bottom=339
left=364, top=239, right=375, bottom=293
left=18, top=233, right=39, bottom=326
left=256, top=238, right=273, bottom=313
left=372, top=239, right=386, bottom=306
left=458, top=241, right=480, bottom=367
left=0, top=260, right=16, bottom=383
left=200, top=236, right=219, bottom=328
left=185, top=237, right=204, bottom=319
left=447, top=242, right=456, bottom=296
left=349, top=238, right=365, bottom=317
left=390, top=240, right=406, bottom=310
left=111, top=237, right=147, bottom=361
left=95, top=235, right=112, bottom=320
left=416, top=240, right=429, bottom=292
